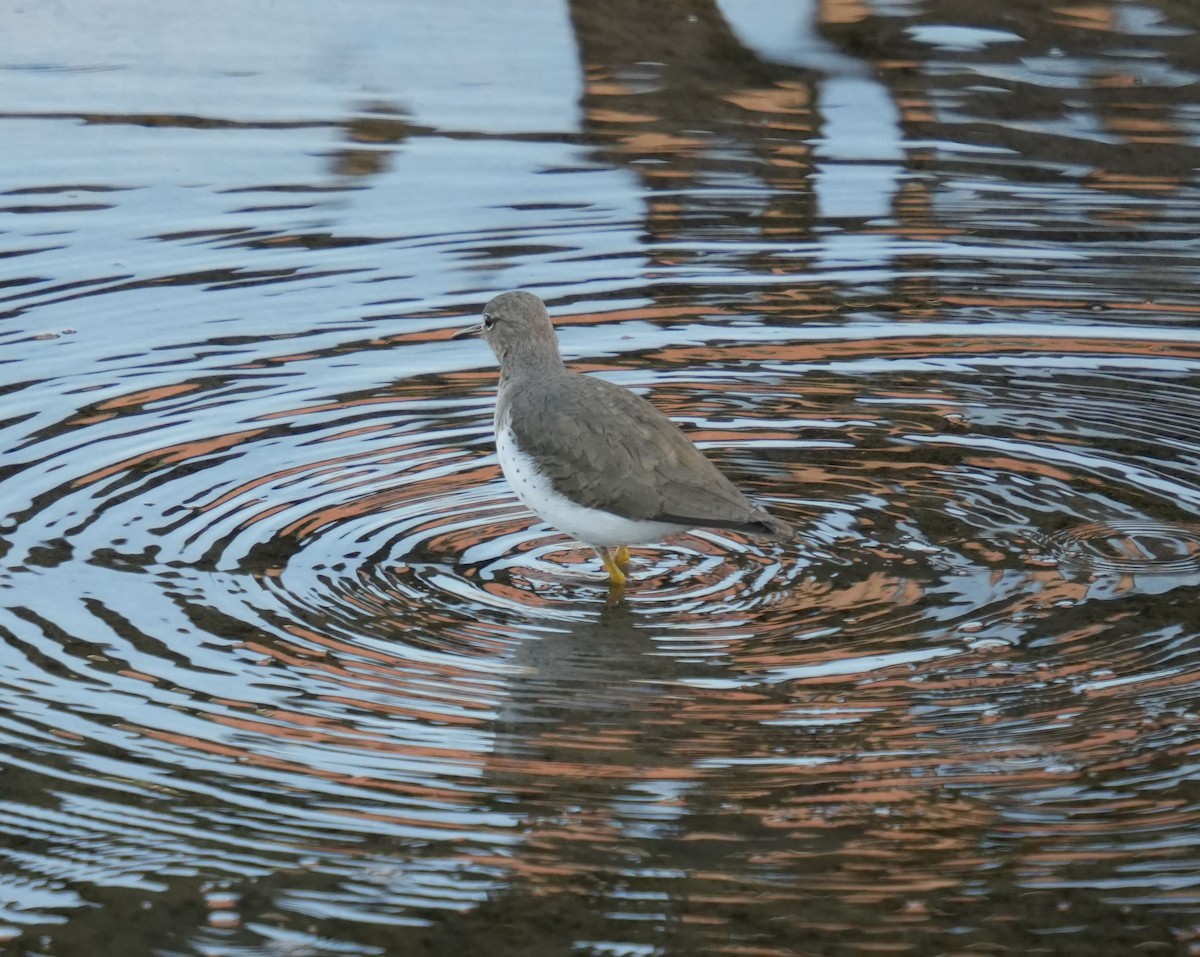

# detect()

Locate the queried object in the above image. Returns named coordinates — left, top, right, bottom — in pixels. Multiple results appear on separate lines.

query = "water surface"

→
left=3, top=0, right=1200, bottom=954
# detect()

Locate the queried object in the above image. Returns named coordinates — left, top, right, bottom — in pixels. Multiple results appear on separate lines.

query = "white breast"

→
left=495, top=417, right=683, bottom=548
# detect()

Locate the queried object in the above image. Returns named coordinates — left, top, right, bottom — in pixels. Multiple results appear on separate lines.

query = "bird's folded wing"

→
left=508, top=373, right=763, bottom=528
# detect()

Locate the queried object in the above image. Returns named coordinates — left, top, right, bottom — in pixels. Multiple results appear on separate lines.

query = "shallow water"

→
left=3, top=0, right=1200, bottom=954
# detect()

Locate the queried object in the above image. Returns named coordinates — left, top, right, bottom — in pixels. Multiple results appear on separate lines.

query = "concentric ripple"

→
left=6, top=317, right=1200, bottom=953
left=1046, top=520, right=1200, bottom=577
left=4, top=315, right=1200, bottom=957
left=7, top=0, right=1200, bottom=949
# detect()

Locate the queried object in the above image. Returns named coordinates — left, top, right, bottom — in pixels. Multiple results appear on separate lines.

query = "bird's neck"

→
left=499, top=351, right=566, bottom=383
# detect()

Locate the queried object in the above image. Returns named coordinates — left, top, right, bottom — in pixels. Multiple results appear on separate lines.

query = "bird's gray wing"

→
left=504, top=371, right=770, bottom=531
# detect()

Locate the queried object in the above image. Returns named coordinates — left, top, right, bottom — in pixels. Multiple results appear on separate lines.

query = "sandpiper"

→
left=455, top=291, right=791, bottom=589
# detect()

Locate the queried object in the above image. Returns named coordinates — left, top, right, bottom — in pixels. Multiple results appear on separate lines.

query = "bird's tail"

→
left=754, top=512, right=795, bottom=542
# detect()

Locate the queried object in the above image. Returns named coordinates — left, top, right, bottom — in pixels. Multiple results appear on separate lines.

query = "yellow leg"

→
left=614, top=545, right=630, bottom=569
left=597, top=547, right=628, bottom=588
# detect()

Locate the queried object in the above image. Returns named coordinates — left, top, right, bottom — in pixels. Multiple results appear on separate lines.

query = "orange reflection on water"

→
left=819, top=0, right=872, bottom=26
left=1051, top=4, right=1117, bottom=30
left=70, top=428, right=267, bottom=488
left=1086, top=169, right=1190, bottom=195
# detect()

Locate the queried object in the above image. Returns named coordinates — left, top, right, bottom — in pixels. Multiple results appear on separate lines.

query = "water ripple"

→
left=5, top=2, right=1200, bottom=949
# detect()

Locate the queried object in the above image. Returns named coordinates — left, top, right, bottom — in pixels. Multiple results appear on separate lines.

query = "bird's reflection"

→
left=490, top=599, right=684, bottom=775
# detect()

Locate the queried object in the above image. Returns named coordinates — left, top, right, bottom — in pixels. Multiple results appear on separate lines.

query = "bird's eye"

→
left=483, top=314, right=495, bottom=330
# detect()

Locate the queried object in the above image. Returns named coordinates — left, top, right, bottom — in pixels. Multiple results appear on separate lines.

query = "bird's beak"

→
left=452, top=322, right=484, bottom=340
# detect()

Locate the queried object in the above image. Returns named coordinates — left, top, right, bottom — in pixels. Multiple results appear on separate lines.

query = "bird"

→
left=454, top=291, right=792, bottom=590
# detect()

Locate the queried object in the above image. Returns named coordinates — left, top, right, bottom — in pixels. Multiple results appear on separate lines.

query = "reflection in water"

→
left=330, top=102, right=415, bottom=180
left=3, top=0, right=1200, bottom=954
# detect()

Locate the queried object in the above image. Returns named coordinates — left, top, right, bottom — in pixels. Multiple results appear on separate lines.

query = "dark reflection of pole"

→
left=821, top=0, right=1198, bottom=242
left=568, top=0, right=821, bottom=254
